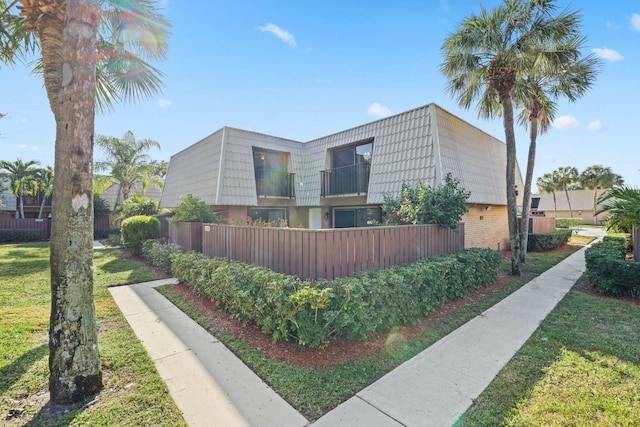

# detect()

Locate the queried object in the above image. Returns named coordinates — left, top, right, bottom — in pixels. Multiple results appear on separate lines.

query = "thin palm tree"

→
left=553, top=166, right=578, bottom=218
left=34, top=165, right=53, bottom=218
left=596, top=185, right=640, bottom=232
left=1, top=0, right=170, bottom=403
left=537, top=173, right=559, bottom=218
left=0, top=158, right=40, bottom=218
left=94, top=131, right=161, bottom=207
left=580, top=165, right=623, bottom=224
left=441, top=0, right=582, bottom=275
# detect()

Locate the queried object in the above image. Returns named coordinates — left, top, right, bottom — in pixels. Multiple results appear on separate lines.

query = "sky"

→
left=1, top=0, right=639, bottom=190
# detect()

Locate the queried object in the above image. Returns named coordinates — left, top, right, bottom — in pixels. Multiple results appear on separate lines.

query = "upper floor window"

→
left=252, top=147, right=295, bottom=198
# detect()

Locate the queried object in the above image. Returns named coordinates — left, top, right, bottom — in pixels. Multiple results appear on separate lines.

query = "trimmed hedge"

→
left=0, top=229, right=45, bottom=243
left=604, top=233, right=632, bottom=253
left=142, top=239, right=182, bottom=275
left=556, top=218, right=583, bottom=228
left=121, top=215, right=160, bottom=256
left=170, top=247, right=501, bottom=348
left=585, top=238, right=640, bottom=298
left=527, top=229, right=572, bottom=252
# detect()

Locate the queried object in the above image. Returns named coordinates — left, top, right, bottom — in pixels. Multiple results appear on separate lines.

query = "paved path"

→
left=108, top=241, right=594, bottom=427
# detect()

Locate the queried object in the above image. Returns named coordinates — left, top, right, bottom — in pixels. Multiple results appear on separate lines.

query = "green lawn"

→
left=158, top=245, right=586, bottom=420
left=0, top=243, right=186, bottom=426
left=459, top=278, right=640, bottom=426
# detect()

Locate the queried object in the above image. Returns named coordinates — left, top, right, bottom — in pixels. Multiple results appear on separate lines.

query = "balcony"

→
left=320, top=163, right=371, bottom=197
left=255, top=170, right=296, bottom=198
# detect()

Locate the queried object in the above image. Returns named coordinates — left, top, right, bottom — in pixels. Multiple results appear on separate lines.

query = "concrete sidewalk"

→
left=109, top=243, right=591, bottom=427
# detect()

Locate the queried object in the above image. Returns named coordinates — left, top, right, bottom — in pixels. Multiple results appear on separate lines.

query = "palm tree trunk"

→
left=38, top=196, right=46, bottom=219
left=19, top=193, right=25, bottom=218
left=519, top=117, right=538, bottom=263
left=552, top=191, right=557, bottom=218
left=593, top=188, right=598, bottom=224
left=564, top=188, right=573, bottom=218
left=501, top=94, right=521, bottom=276
left=48, top=0, right=102, bottom=403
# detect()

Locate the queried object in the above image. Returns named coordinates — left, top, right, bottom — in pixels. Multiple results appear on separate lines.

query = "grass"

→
left=157, top=244, right=584, bottom=420
left=0, top=243, right=186, bottom=426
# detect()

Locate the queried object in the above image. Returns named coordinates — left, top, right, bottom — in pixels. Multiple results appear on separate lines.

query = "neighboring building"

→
left=98, top=181, right=163, bottom=211
left=0, top=178, right=51, bottom=218
left=531, top=188, right=611, bottom=225
left=160, top=103, right=524, bottom=250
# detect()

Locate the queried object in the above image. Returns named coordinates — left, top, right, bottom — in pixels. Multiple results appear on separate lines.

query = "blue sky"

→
left=1, top=0, right=638, bottom=189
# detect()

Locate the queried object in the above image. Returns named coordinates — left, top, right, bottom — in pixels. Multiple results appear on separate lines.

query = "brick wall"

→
left=463, top=205, right=510, bottom=251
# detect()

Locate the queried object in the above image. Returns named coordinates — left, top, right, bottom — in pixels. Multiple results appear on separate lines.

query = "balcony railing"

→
left=255, top=170, right=296, bottom=198
left=320, top=163, right=371, bottom=197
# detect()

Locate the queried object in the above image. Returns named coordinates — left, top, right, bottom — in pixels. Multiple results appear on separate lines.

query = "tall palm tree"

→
left=34, top=165, right=53, bottom=218
left=0, top=0, right=36, bottom=64
left=1, top=0, right=169, bottom=403
left=553, top=166, right=578, bottom=218
left=537, top=173, right=559, bottom=218
left=514, top=46, right=601, bottom=262
left=596, top=185, right=640, bottom=232
left=94, top=131, right=161, bottom=207
left=0, top=158, right=40, bottom=218
left=580, top=165, right=623, bottom=224
left=441, top=0, right=582, bottom=275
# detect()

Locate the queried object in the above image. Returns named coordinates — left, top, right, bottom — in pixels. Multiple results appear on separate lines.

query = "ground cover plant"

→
left=0, top=243, right=186, bottom=426
left=459, top=275, right=640, bottom=426
left=157, top=239, right=587, bottom=420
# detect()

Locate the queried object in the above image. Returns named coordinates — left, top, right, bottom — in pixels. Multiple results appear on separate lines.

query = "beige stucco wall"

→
left=463, top=204, right=509, bottom=250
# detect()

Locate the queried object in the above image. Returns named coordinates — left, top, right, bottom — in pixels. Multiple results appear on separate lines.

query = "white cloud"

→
left=587, top=120, right=603, bottom=132
left=367, top=103, right=392, bottom=118
left=606, top=21, right=620, bottom=30
left=259, top=24, right=296, bottom=47
left=158, top=99, right=172, bottom=108
left=592, top=47, right=623, bottom=62
left=553, top=116, right=580, bottom=129
left=631, top=13, right=640, bottom=31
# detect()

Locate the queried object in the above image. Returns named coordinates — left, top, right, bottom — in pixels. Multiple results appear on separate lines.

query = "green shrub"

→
left=0, top=229, right=44, bottom=243
left=168, top=194, right=220, bottom=224
left=142, top=239, right=182, bottom=275
left=170, top=247, right=501, bottom=348
left=527, top=229, right=572, bottom=252
left=555, top=218, right=583, bottom=228
left=585, top=239, right=640, bottom=297
left=121, top=215, right=160, bottom=256
left=108, top=231, right=122, bottom=246
left=604, top=233, right=632, bottom=253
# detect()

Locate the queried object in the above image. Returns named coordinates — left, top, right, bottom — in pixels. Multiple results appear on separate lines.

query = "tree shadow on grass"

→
left=0, top=344, right=47, bottom=395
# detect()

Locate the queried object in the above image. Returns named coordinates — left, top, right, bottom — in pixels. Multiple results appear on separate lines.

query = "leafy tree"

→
left=34, top=165, right=53, bottom=218
left=553, top=166, right=579, bottom=218
left=93, top=194, right=110, bottom=217
left=169, top=194, right=220, bottom=224
left=596, top=185, right=640, bottom=233
left=94, top=131, right=162, bottom=206
left=580, top=165, right=623, bottom=223
left=537, top=173, right=559, bottom=218
left=1, top=0, right=169, bottom=403
left=382, top=174, right=470, bottom=230
left=0, top=158, right=40, bottom=218
left=441, top=0, right=581, bottom=275
left=117, top=194, right=159, bottom=221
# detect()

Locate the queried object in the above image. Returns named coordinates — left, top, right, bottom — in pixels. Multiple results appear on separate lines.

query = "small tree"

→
left=169, top=194, right=220, bottom=224
left=382, top=173, right=470, bottom=229
left=121, top=215, right=161, bottom=256
left=117, top=195, right=159, bottom=219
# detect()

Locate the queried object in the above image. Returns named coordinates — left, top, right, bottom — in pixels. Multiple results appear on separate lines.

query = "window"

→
left=252, top=147, right=295, bottom=198
left=321, top=139, right=373, bottom=196
left=331, top=206, right=381, bottom=228
left=247, top=207, right=288, bottom=224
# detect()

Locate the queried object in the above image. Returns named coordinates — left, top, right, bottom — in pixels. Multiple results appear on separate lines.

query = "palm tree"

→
left=514, top=46, right=601, bottom=262
left=0, top=158, right=40, bottom=218
left=553, top=166, right=579, bottom=217
left=34, top=165, right=53, bottom=218
left=0, top=0, right=36, bottom=64
left=1, top=0, right=169, bottom=403
left=441, top=0, right=582, bottom=275
left=596, top=185, right=640, bottom=232
left=94, top=131, right=162, bottom=207
left=580, top=165, right=623, bottom=224
left=537, top=173, right=559, bottom=218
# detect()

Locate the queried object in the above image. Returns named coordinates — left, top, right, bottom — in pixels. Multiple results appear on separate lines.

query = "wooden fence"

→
left=169, top=222, right=202, bottom=253
left=528, top=217, right=556, bottom=234
left=0, top=216, right=112, bottom=241
left=168, top=223, right=464, bottom=280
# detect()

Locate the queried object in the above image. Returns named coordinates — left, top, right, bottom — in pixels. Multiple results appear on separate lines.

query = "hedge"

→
left=556, top=218, right=583, bottom=228
left=527, top=229, right=572, bottom=252
left=0, top=229, right=45, bottom=243
left=585, top=238, right=640, bottom=298
left=121, top=215, right=160, bottom=256
left=142, top=239, right=182, bottom=275
left=169, top=247, right=501, bottom=348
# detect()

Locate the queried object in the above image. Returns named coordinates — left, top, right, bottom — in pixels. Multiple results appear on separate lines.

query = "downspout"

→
left=430, top=104, right=443, bottom=186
